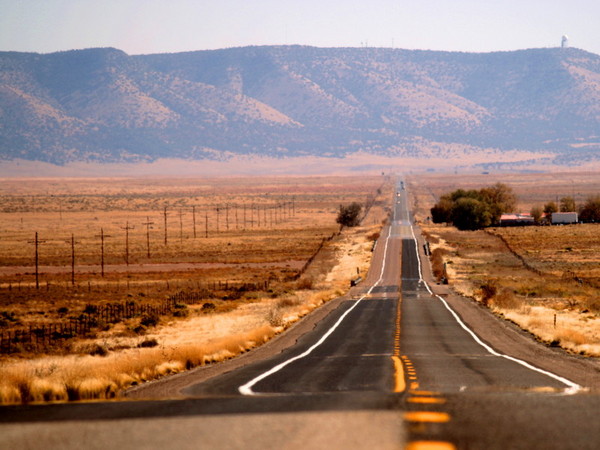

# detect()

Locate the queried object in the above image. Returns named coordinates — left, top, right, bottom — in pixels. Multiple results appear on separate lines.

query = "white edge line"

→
left=407, top=211, right=582, bottom=395
left=239, top=213, right=395, bottom=396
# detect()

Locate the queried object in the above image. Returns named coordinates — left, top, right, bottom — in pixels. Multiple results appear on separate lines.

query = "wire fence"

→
left=0, top=279, right=270, bottom=354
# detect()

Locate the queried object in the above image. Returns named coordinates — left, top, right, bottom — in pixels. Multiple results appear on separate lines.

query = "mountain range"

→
left=1, top=45, right=599, bottom=172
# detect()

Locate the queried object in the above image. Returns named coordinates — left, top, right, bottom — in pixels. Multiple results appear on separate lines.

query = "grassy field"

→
left=0, top=175, right=392, bottom=403
left=408, top=172, right=600, bottom=357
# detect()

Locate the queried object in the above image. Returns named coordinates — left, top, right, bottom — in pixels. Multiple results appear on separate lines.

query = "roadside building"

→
left=551, top=212, right=578, bottom=225
left=499, top=213, right=535, bottom=226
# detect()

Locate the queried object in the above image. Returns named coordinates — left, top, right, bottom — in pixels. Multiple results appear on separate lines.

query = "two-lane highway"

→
left=395, top=183, right=599, bottom=449
left=185, top=191, right=403, bottom=398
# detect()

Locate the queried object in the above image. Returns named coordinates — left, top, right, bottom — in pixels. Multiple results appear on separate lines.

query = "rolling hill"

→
left=1, top=45, right=599, bottom=171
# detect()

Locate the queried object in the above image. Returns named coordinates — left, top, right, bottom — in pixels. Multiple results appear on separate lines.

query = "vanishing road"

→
left=1, top=183, right=599, bottom=449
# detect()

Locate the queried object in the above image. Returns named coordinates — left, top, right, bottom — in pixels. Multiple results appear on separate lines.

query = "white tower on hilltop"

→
left=561, top=35, right=569, bottom=48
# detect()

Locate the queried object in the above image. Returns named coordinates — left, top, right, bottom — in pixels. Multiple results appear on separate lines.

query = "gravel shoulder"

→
left=413, top=226, right=600, bottom=391
left=127, top=223, right=600, bottom=399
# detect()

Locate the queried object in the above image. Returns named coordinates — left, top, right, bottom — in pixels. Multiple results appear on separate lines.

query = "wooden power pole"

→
left=120, top=222, right=134, bottom=265
left=95, top=228, right=112, bottom=277
left=142, top=216, right=154, bottom=258
left=27, top=232, right=46, bottom=289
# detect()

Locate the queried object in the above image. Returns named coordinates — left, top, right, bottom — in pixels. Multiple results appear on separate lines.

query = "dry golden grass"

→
left=410, top=172, right=600, bottom=357
left=0, top=324, right=276, bottom=403
left=0, top=175, right=390, bottom=352
left=0, top=221, right=381, bottom=404
left=492, top=225, right=600, bottom=281
left=0, top=175, right=391, bottom=403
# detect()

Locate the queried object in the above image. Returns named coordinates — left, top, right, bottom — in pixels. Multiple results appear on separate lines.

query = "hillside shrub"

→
left=336, top=202, right=362, bottom=227
left=430, top=248, right=448, bottom=281
left=480, top=280, right=498, bottom=306
left=492, top=288, right=519, bottom=310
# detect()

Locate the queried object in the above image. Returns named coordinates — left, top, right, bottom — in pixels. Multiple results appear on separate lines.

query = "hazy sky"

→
left=1, top=0, right=599, bottom=55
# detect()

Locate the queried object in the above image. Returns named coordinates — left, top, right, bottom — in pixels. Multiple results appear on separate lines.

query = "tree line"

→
left=430, top=183, right=517, bottom=230
left=530, top=195, right=600, bottom=224
left=431, top=183, right=600, bottom=230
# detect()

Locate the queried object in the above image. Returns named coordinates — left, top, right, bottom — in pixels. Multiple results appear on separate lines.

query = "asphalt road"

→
left=1, top=183, right=599, bottom=449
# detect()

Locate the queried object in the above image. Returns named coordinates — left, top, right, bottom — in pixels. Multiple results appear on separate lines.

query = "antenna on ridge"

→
left=561, top=35, right=569, bottom=48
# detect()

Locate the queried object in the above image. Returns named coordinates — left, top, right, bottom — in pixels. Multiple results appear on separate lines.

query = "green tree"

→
left=543, top=201, right=558, bottom=222
left=430, top=183, right=517, bottom=230
left=480, top=183, right=517, bottom=225
left=430, top=196, right=453, bottom=223
left=336, top=202, right=362, bottom=227
left=560, top=196, right=576, bottom=212
left=451, top=197, right=492, bottom=230
left=580, top=195, right=600, bottom=223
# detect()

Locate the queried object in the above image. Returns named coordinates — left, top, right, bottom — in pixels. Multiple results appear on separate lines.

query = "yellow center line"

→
left=404, top=411, right=451, bottom=423
left=392, top=286, right=406, bottom=392
left=409, top=390, right=441, bottom=397
left=407, top=396, right=447, bottom=404
left=392, top=355, right=406, bottom=393
left=405, top=441, right=457, bottom=450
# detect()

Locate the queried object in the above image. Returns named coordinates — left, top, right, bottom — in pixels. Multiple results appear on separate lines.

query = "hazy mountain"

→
left=1, top=46, right=599, bottom=168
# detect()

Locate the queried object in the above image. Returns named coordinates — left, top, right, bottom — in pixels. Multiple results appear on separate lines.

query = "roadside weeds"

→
left=0, top=222, right=382, bottom=404
left=421, top=224, right=600, bottom=357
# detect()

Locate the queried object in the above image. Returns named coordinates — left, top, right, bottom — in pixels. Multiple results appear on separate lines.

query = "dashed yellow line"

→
left=392, top=356, right=406, bottom=393
left=394, top=286, right=453, bottom=448
left=402, top=371, right=454, bottom=450
left=407, top=396, right=447, bottom=405
left=404, top=411, right=451, bottom=423
left=410, top=390, right=440, bottom=396
left=405, top=441, right=456, bottom=450
left=392, top=292, right=405, bottom=392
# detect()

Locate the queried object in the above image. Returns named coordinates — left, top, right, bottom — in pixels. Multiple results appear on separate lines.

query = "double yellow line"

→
left=392, top=289, right=455, bottom=449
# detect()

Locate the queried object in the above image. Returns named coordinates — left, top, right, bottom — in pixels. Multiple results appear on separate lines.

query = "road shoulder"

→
left=412, top=224, right=600, bottom=391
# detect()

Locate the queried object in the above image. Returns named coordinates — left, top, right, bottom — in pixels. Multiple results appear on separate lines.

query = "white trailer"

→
left=551, top=212, right=578, bottom=224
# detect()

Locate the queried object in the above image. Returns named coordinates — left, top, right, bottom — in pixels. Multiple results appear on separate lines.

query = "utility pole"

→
left=120, top=221, right=134, bottom=265
left=95, top=228, right=112, bottom=277
left=179, top=209, right=184, bottom=244
left=27, top=232, right=46, bottom=289
left=70, top=234, right=75, bottom=286
left=142, top=216, right=154, bottom=258
left=34, top=232, right=40, bottom=289
left=205, top=210, right=208, bottom=238
left=163, top=206, right=169, bottom=246
left=192, top=206, right=197, bottom=238
left=216, top=206, right=220, bottom=233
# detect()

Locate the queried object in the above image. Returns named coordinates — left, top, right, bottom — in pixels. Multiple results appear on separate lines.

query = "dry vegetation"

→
left=409, top=172, right=600, bottom=357
left=0, top=175, right=392, bottom=403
